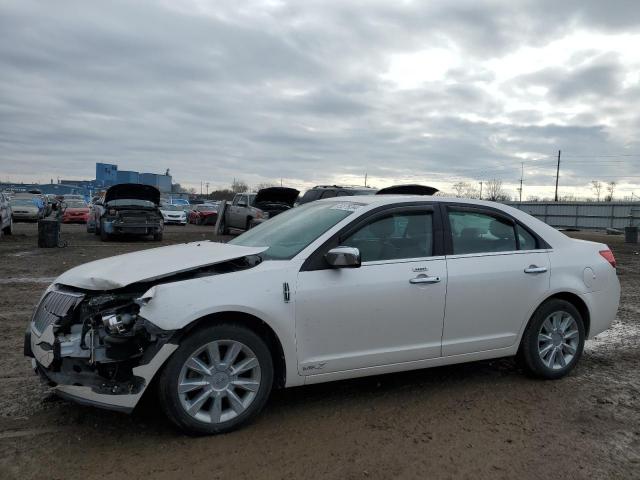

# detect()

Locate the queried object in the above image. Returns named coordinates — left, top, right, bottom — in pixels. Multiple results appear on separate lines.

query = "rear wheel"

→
left=2, top=216, right=12, bottom=235
left=99, top=220, right=110, bottom=242
left=153, top=231, right=163, bottom=241
left=158, top=324, right=273, bottom=435
left=518, top=299, right=585, bottom=379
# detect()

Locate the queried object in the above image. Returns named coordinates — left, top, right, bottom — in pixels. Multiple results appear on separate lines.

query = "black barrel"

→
left=625, top=226, right=638, bottom=244
left=38, top=219, right=59, bottom=248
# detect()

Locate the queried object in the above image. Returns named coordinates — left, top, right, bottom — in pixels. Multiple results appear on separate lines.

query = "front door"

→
left=295, top=206, right=447, bottom=375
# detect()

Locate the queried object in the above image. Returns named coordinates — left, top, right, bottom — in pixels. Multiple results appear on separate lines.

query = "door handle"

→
left=524, top=265, right=548, bottom=274
left=409, top=275, right=441, bottom=284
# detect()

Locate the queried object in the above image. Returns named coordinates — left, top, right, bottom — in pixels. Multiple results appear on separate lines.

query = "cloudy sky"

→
left=1, top=0, right=639, bottom=199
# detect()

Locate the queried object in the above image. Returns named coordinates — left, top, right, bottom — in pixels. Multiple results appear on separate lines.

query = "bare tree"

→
left=606, top=181, right=616, bottom=201
left=230, top=179, right=249, bottom=193
left=484, top=179, right=505, bottom=201
left=255, top=182, right=278, bottom=190
left=452, top=181, right=467, bottom=198
left=591, top=181, right=603, bottom=201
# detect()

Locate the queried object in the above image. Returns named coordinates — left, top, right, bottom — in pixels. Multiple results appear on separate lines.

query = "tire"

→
left=153, top=231, right=163, bottom=241
left=518, top=299, right=585, bottom=380
left=158, top=324, right=274, bottom=435
left=245, top=218, right=252, bottom=231
left=99, top=220, right=110, bottom=242
left=2, top=216, right=12, bottom=235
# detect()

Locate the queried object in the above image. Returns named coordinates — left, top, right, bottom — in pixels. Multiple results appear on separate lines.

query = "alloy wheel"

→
left=537, top=311, right=580, bottom=370
left=177, top=340, right=262, bottom=424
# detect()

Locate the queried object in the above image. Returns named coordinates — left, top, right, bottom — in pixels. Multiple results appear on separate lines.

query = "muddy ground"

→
left=0, top=223, right=638, bottom=479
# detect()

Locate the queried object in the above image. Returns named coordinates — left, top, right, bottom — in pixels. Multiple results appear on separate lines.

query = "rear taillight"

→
left=599, top=249, right=616, bottom=268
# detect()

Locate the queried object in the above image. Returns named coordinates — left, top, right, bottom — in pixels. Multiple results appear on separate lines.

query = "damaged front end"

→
left=25, top=286, right=177, bottom=412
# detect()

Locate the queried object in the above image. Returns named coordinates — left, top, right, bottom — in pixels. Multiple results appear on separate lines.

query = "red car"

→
left=188, top=204, right=219, bottom=225
left=62, top=200, right=90, bottom=223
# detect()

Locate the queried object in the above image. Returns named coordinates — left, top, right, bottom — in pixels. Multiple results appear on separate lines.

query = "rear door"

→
left=441, top=205, right=550, bottom=356
left=226, top=194, right=242, bottom=228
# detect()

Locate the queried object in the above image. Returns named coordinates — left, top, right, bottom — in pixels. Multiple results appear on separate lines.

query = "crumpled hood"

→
left=55, top=241, right=267, bottom=290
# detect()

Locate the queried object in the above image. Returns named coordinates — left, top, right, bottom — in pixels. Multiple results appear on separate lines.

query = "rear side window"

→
left=517, top=224, right=537, bottom=250
left=320, top=190, right=337, bottom=199
left=448, top=210, right=516, bottom=254
left=342, top=211, right=434, bottom=262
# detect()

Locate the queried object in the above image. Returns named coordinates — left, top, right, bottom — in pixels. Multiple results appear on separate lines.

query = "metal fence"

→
left=505, top=202, right=640, bottom=230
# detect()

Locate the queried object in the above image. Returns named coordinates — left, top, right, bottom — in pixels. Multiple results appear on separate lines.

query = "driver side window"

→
left=341, top=211, right=433, bottom=262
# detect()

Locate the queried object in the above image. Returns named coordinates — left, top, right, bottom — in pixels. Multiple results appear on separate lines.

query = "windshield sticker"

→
left=330, top=202, right=364, bottom=212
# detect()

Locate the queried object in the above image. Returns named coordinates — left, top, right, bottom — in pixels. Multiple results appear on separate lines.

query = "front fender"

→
left=138, top=262, right=303, bottom=387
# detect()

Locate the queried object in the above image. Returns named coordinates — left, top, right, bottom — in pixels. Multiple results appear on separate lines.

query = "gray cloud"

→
left=0, top=0, right=639, bottom=198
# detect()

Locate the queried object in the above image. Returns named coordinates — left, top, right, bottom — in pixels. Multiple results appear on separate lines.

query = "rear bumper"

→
left=582, top=275, right=621, bottom=338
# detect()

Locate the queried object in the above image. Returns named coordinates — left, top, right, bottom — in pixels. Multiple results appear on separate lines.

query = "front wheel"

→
left=518, top=299, right=585, bottom=379
left=158, top=324, right=273, bottom=435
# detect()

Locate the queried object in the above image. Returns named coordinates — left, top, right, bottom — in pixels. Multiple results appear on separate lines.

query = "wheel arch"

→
left=176, top=311, right=287, bottom=389
left=527, top=291, right=591, bottom=338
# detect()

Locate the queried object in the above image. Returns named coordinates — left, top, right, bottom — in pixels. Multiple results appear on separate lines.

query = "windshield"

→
left=162, top=205, right=183, bottom=211
left=107, top=199, right=156, bottom=208
left=12, top=199, right=36, bottom=206
left=229, top=201, right=364, bottom=260
left=171, top=199, right=189, bottom=206
left=65, top=201, right=87, bottom=208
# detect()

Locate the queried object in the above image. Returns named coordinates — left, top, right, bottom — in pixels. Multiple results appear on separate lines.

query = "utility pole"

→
left=200, top=181, right=203, bottom=195
left=364, top=172, right=368, bottom=187
left=479, top=181, right=483, bottom=200
left=554, top=150, right=561, bottom=202
left=519, top=162, right=524, bottom=203
left=206, top=182, right=209, bottom=196
left=280, top=178, right=283, bottom=187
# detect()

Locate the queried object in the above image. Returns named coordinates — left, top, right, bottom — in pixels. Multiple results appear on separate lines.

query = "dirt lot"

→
left=0, top=223, right=638, bottom=479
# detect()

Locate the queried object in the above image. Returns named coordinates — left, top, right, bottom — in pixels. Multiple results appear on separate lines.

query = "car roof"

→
left=315, top=195, right=569, bottom=245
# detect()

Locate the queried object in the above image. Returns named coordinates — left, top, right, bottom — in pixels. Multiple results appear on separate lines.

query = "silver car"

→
left=10, top=197, right=42, bottom=222
left=0, top=192, right=13, bottom=235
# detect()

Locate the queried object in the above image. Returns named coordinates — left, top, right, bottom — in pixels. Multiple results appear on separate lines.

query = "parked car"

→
left=0, top=192, right=13, bottom=236
left=376, top=184, right=439, bottom=195
left=86, top=194, right=106, bottom=234
left=160, top=204, right=188, bottom=225
left=222, top=187, right=299, bottom=233
left=188, top=204, right=219, bottom=225
left=90, top=183, right=164, bottom=241
left=62, top=200, right=90, bottom=224
left=24, top=195, right=620, bottom=435
left=297, top=185, right=376, bottom=205
left=10, top=196, right=42, bottom=222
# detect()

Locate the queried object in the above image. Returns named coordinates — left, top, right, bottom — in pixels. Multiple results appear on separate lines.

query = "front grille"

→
left=32, top=290, right=84, bottom=334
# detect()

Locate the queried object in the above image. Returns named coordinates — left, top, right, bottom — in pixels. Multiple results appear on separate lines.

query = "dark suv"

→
left=297, top=185, right=376, bottom=205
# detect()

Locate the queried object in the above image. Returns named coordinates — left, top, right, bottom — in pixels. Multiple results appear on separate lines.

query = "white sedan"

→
left=25, top=195, right=620, bottom=434
left=159, top=204, right=187, bottom=225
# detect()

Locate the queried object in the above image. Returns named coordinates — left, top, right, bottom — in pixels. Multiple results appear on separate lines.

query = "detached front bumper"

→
left=24, top=290, right=178, bottom=413
left=102, top=219, right=163, bottom=235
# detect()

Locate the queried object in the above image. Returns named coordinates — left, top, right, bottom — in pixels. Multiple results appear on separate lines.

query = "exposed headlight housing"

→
left=102, top=312, right=136, bottom=334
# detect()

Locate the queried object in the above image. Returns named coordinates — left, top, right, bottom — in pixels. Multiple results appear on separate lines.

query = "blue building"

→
left=96, top=163, right=118, bottom=187
left=117, top=170, right=140, bottom=184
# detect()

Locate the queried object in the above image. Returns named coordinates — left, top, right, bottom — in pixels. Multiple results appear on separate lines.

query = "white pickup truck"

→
left=223, top=187, right=299, bottom=233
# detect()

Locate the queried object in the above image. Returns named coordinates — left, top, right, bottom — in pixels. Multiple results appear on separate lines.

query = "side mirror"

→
left=325, top=246, right=361, bottom=268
